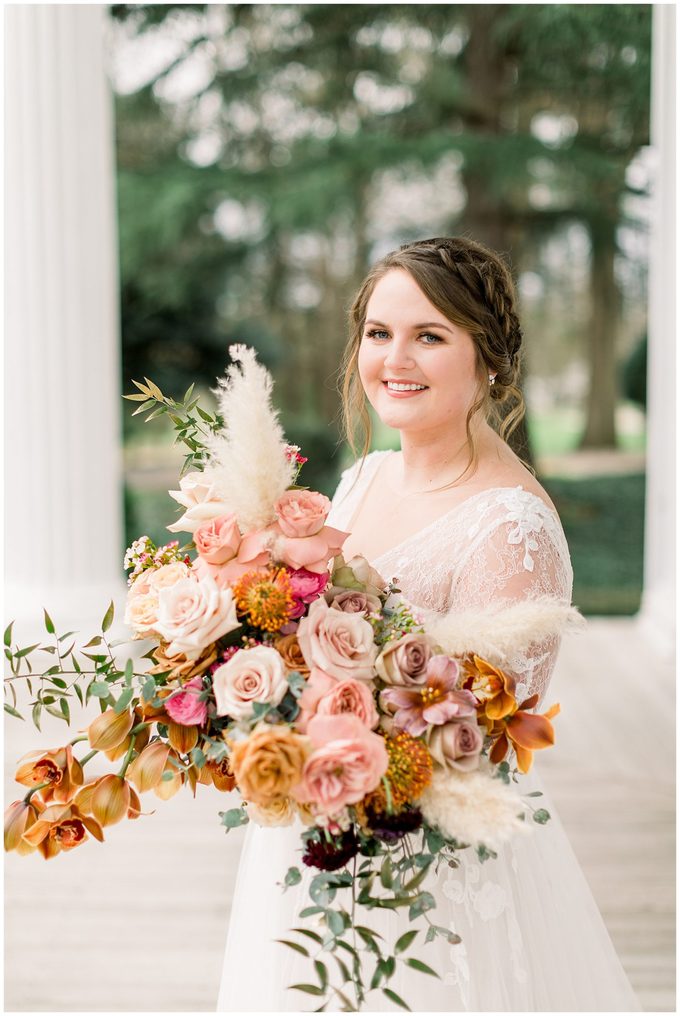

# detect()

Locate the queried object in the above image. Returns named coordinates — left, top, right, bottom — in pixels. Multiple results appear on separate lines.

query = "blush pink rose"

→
left=164, top=675, right=208, bottom=727
left=154, top=574, right=240, bottom=660
left=296, top=597, right=378, bottom=682
left=292, top=713, right=388, bottom=816
left=167, top=473, right=233, bottom=534
left=274, top=489, right=332, bottom=538
left=194, top=514, right=241, bottom=565
left=268, top=521, right=348, bottom=575
left=295, top=669, right=379, bottom=733
left=212, top=645, right=288, bottom=720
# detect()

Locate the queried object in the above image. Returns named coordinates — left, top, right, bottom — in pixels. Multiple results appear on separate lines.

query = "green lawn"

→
left=125, top=472, right=645, bottom=618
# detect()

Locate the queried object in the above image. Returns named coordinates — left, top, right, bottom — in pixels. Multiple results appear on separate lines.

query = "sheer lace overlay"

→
left=216, top=450, right=641, bottom=1013
left=331, top=450, right=573, bottom=706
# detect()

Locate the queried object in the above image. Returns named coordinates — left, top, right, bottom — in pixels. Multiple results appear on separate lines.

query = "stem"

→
left=79, top=750, right=98, bottom=767
left=70, top=735, right=88, bottom=746
left=23, top=781, right=50, bottom=803
left=350, top=853, right=362, bottom=1010
left=117, top=738, right=137, bottom=778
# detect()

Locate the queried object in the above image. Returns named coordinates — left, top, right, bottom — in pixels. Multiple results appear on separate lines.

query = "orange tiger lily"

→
left=460, top=655, right=517, bottom=726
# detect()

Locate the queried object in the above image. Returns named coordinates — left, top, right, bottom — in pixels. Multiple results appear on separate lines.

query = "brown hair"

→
left=338, top=235, right=529, bottom=487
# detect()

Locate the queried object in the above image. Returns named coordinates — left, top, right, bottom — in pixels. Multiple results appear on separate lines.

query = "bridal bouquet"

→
left=4, top=346, right=571, bottom=1012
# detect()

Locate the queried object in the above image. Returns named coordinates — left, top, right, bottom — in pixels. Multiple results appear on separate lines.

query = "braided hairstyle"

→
left=339, top=235, right=528, bottom=480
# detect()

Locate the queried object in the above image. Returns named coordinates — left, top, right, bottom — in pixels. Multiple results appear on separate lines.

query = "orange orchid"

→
left=87, top=708, right=134, bottom=753
left=75, top=777, right=143, bottom=822
left=460, top=655, right=517, bottom=727
left=127, top=741, right=171, bottom=794
left=103, top=719, right=150, bottom=762
left=14, top=744, right=84, bottom=804
left=488, top=693, right=561, bottom=773
left=166, top=720, right=199, bottom=755
left=21, top=801, right=104, bottom=859
left=154, top=748, right=185, bottom=801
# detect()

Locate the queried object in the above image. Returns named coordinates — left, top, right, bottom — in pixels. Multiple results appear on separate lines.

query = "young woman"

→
left=217, top=237, right=640, bottom=1011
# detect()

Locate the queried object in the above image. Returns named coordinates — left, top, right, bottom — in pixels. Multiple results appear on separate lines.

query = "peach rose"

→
left=125, top=562, right=190, bottom=636
left=230, top=724, right=310, bottom=807
left=248, top=796, right=298, bottom=827
left=273, top=633, right=310, bottom=675
left=167, top=473, right=233, bottom=534
left=296, top=597, right=378, bottom=683
left=212, top=645, right=289, bottom=720
left=274, top=490, right=332, bottom=538
left=154, top=573, right=240, bottom=660
left=148, top=561, right=191, bottom=591
left=268, top=522, right=349, bottom=575
left=292, top=713, right=388, bottom=817
left=194, top=514, right=241, bottom=565
left=296, top=669, right=379, bottom=733
left=375, top=632, right=438, bottom=687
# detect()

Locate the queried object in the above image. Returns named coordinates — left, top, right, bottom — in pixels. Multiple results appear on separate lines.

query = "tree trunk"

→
left=580, top=213, right=620, bottom=448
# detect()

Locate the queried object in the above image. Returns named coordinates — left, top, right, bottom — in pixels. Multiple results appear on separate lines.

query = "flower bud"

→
left=4, top=800, right=38, bottom=854
left=91, top=775, right=131, bottom=827
left=87, top=709, right=134, bottom=752
left=127, top=741, right=170, bottom=793
left=153, top=749, right=184, bottom=801
left=103, top=723, right=150, bottom=762
left=166, top=721, right=199, bottom=754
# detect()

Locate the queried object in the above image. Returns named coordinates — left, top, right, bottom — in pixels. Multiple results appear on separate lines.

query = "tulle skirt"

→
left=216, top=762, right=641, bottom=1012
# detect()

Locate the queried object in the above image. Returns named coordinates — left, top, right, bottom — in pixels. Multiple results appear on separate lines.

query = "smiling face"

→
left=357, top=268, right=485, bottom=438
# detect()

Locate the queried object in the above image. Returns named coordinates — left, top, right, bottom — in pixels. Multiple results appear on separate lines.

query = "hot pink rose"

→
left=288, top=568, right=329, bottom=603
left=296, top=596, right=378, bottom=682
left=292, top=714, right=388, bottom=817
left=194, top=514, right=241, bottom=565
left=274, top=489, right=332, bottom=538
left=164, top=676, right=208, bottom=727
left=295, top=669, right=379, bottom=733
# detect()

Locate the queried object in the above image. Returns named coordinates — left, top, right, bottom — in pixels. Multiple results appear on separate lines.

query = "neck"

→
left=397, top=418, right=495, bottom=494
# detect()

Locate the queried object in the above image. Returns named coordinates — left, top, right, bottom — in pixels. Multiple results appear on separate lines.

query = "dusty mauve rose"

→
left=296, top=670, right=379, bottom=733
left=375, top=632, right=438, bottom=687
left=194, top=514, right=241, bottom=565
left=273, top=633, right=310, bottom=675
left=328, top=589, right=382, bottom=615
left=230, top=724, right=310, bottom=806
left=426, top=720, right=483, bottom=771
left=292, top=714, right=388, bottom=817
left=274, top=490, right=332, bottom=538
left=165, top=675, right=208, bottom=727
left=167, top=473, right=233, bottom=534
left=296, top=597, right=378, bottom=683
left=212, top=645, right=288, bottom=720
left=154, top=573, right=240, bottom=660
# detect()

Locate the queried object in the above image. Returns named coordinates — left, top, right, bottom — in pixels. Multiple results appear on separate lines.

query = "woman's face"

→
left=357, top=268, right=483, bottom=437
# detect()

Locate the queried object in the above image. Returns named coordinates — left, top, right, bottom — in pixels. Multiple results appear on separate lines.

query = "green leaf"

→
left=43, top=608, right=55, bottom=634
left=533, top=808, right=551, bottom=824
left=142, top=676, right=157, bottom=702
left=380, top=855, right=393, bottom=889
left=60, top=698, right=70, bottom=723
left=314, top=960, right=328, bottom=989
left=190, top=747, right=206, bottom=768
left=408, top=891, right=436, bottom=921
left=333, top=953, right=352, bottom=983
left=31, top=701, right=42, bottom=730
left=356, top=927, right=381, bottom=954
left=284, top=866, right=302, bottom=887
left=4, top=702, right=24, bottom=720
left=219, top=807, right=249, bottom=829
left=74, top=683, right=84, bottom=706
left=404, top=958, right=440, bottom=978
left=276, top=939, right=309, bottom=957
left=183, top=382, right=195, bottom=404
left=299, top=906, right=325, bottom=918
left=16, top=644, right=40, bottom=658
left=394, top=929, right=418, bottom=954
left=325, top=909, right=345, bottom=937
left=83, top=636, right=103, bottom=648
left=403, top=864, right=431, bottom=893
left=101, top=600, right=115, bottom=633
left=382, top=988, right=411, bottom=1011
left=124, top=658, right=134, bottom=684
left=4, top=621, right=13, bottom=647
left=114, top=687, right=135, bottom=714
left=90, top=681, right=111, bottom=698
left=292, top=928, right=323, bottom=945
left=288, top=984, right=325, bottom=997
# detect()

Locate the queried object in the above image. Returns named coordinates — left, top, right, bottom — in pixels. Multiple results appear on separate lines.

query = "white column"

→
left=637, top=4, right=676, bottom=659
left=4, top=5, right=125, bottom=625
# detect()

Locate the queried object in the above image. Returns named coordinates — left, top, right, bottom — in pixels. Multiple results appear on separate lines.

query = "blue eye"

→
left=420, top=333, right=443, bottom=345
left=364, top=329, right=443, bottom=344
left=365, top=329, right=389, bottom=340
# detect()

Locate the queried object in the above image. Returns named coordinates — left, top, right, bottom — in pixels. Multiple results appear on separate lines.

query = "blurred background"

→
left=109, top=2, right=654, bottom=618
left=4, top=3, right=675, bottom=1013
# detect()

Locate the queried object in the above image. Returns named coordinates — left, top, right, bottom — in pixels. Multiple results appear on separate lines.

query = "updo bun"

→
left=340, top=235, right=527, bottom=475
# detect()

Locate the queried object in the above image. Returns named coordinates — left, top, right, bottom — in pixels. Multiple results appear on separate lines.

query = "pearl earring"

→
left=488, top=375, right=496, bottom=385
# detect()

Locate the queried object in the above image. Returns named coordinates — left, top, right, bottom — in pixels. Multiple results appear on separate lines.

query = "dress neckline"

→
left=345, top=449, right=559, bottom=566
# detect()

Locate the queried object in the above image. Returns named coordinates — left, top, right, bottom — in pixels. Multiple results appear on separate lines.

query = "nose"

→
left=382, top=333, right=416, bottom=370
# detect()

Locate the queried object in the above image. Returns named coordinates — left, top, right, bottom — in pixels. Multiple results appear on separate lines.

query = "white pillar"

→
left=4, top=5, right=125, bottom=625
left=637, top=5, right=676, bottom=659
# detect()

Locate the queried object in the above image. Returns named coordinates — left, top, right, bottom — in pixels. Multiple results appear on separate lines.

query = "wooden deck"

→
left=4, top=617, right=675, bottom=1012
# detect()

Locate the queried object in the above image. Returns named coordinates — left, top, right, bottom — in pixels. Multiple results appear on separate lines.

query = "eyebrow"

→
left=365, top=319, right=454, bottom=334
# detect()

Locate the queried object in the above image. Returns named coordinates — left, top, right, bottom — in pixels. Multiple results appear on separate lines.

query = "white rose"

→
left=148, top=561, right=190, bottom=590
left=296, top=597, right=378, bottom=683
left=212, top=645, right=289, bottom=720
left=167, top=473, right=233, bottom=534
left=154, top=574, right=240, bottom=660
left=124, top=590, right=159, bottom=636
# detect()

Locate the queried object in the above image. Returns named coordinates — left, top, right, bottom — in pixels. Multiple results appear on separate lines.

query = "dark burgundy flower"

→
left=302, top=827, right=359, bottom=871
left=364, top=804, right=423, bottom=843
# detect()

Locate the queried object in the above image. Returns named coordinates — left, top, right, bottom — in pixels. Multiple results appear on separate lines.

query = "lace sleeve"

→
left=448, top=493, right=573, bottom=708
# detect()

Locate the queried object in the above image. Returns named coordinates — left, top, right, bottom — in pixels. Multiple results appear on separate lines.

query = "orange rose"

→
left=230, top=724, right=310, bottom=807
left=273, top=633, right=310, bottom=676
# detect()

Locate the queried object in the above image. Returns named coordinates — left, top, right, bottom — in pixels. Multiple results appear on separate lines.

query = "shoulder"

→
left=337, top=448, right=391, bottom=486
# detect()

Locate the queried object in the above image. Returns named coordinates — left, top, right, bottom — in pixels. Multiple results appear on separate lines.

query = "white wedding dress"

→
left=217, top=450, right=641, bottom=1012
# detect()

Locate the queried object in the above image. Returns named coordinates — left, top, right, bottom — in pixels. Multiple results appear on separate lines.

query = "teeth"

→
left=386, top=382, right=427, bottom=391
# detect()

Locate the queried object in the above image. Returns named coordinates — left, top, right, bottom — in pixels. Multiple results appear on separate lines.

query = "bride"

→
left=217, top=236, right=640, bottom=1011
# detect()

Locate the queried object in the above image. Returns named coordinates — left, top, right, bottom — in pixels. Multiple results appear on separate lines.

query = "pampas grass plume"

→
left=202, top=345, right=296, bottom=532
